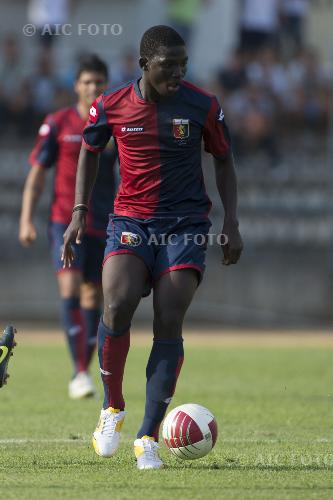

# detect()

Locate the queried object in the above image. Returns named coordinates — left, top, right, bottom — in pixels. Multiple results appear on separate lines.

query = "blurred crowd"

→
left=0, top=35, right=140, bottom=140
left=212, top=0, right=332, bottom=165
left=0, top=0, right=331, bottom=165
left=212, top=45, right=331, bottom=165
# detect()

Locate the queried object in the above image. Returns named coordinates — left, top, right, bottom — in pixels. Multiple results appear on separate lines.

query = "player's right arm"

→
left=61, top=148, right=100, bottom=267
left=19, top=165, right=46, bottom=246
left=62, top=97, right=112, bottom=268
left=19, top=118, right=58, bottom=247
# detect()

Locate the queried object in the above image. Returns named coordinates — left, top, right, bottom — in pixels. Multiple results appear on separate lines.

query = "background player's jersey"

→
left=29, top=106, right=117, bottom=234
left=82, top=80, right=231, bottom=219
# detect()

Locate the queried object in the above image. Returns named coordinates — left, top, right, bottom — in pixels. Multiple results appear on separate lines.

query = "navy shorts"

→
left=103, top=215, right=212, bottom=286
left=48, top=222, right=106, bottom=283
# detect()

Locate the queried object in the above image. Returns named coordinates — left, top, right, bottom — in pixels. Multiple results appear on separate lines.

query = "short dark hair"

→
left=140, top=25, right=185, bottom=59
left=76, top=54, right=108, bottom=80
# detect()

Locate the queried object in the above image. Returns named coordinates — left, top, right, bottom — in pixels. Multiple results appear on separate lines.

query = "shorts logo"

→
left=89, top=104, right=99, bottom=123
left=120, top=232, right=142, bottom=246
left=121, top=126, right=144, bottom=132
left=172, top=119, right=189, bottom=139
left=39, top=123, right=51, bottom=136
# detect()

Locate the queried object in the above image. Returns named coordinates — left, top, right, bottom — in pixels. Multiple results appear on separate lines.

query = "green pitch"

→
left=1, top=333, right=332, bottom=499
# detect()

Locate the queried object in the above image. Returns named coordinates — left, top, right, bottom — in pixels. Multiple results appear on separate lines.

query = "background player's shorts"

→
left=48, top=222, right=106, bottom=283
left=104, top=215, right=212, bottom=287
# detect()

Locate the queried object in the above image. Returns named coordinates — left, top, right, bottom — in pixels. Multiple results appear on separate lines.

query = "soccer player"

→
left=62, top=26, right=243, bottom=468
left=19, top=55, right=117, bottom=399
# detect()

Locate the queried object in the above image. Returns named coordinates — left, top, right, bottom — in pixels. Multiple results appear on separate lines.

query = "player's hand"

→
left=61, top=211, right=86, bottom=268
left=19, top=220, right=37, bottom=247
left=221, top=219, right=243, bottom=266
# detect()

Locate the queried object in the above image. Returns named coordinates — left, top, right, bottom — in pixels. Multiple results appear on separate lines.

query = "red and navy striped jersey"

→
left=82, top=79, right=231, bottom=219
left=29, top=106, right=117, bottom=234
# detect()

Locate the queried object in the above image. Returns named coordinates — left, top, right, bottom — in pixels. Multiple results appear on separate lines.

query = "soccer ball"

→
left=162, top=403, right=218, bottom=460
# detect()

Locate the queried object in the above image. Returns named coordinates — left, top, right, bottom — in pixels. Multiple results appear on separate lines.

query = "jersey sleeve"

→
left=82, top=95, right=112, bottom=153
left=203, top=96, right=231, bottom=159
left=28, top=115, right=58, bottom=168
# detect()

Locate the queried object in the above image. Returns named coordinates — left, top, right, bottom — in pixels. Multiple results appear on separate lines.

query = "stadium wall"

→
left=1, top=148, right=332, bottom=328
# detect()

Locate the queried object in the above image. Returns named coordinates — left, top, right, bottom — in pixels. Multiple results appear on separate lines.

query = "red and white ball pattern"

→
left=162, top=403, right=218, bottom=460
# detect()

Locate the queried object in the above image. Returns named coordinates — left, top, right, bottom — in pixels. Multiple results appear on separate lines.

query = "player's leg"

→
left=57, top=271, right=97, bottom=398
left=49, top=222, right=93, bottom=398
left=99, top=253, right=148, bottom=410
left=138, top=268, right=197, bottom=437
left=80, top=234, right=105, bottom=368
left=57, top=271, right=86, bottom=374
left=93, top=253, right=149, bottom=457
left=134, top=269, right=198, bottom=469
left=80, top=282, right=102, bottom=367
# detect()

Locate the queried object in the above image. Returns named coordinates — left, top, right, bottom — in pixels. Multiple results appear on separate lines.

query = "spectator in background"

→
left=0, top=35, right=33, bottom=138
left=224, top=83, right=280, bottom=165
left=215, top=48, right=248, bottom=96
left=28, top=52, right=59, bottom=126
left=27, top=0, right=71, bottom=51
left=285, top=48, right=330, bottom=134
left=280, top=0, right=310, bottom=56
left=239, top=0, right=280, bottom=54
left=246, top=47, right=289, bottom=103
left=166, top=0, right=209, bottom=45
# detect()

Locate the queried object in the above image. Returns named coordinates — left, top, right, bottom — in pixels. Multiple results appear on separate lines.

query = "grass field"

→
left=1, top=329, right=333, bottom=499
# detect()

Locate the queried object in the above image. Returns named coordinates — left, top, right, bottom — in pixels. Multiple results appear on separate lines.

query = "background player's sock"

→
left=98, top=320, right=130, bottom=411
left=137, top=338, right=184, bottom=441
left=82, top=308, right=101, bottom=367
left=61, top=297, right=87, bottom=375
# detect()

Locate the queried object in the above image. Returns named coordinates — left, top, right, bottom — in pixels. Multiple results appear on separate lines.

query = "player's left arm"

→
left=203, top=96, right=243, bottom=265
left=214, top=153, right=243, bottom=265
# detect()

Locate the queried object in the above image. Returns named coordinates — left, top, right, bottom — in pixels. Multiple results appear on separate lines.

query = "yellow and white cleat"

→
left=134, top=436, right=164, bottom=470
left=92, top=407, right=126, bottom=457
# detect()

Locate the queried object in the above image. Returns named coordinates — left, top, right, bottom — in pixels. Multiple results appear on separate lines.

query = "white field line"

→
left=0, top=438, right=87, bottom=444
left=0, top=438, right=331, bottom=445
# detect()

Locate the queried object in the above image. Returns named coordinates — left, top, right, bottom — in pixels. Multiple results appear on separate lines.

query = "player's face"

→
left=75, top=71, right=108, bottom=106
left=146, top=45, right=188, bottom=97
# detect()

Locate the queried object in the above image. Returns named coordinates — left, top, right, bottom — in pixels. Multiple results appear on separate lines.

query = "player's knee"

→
left=153, top=310, right=183, bottom=339
left=80, top=283, right=102, bottom=309
left=58, top=271, right=82, bottom=298
left=103, top=297, right=136, bottom=331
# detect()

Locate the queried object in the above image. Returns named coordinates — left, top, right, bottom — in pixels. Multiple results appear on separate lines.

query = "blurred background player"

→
left=62, top=25, right=243, bottom=469
left=19, top=55, right=117, bottom=399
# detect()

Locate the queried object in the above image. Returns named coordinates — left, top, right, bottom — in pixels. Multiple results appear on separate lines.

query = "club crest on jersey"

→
left=89, top=104, right=99, bottom=123
left=120, top=232, right=142, bottom=246
left=172, top=119, right=189, bottom=139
